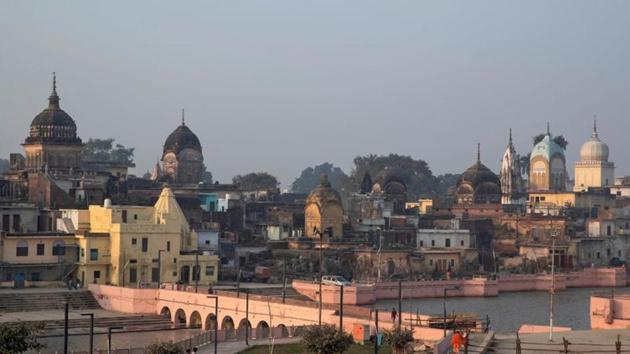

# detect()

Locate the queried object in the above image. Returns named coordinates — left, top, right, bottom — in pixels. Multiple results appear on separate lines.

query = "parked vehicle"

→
left=321, top=275, right=351, bottom=286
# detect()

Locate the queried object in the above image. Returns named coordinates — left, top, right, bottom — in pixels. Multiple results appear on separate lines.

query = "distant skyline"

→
left=1, top=1, right=629, bottom=188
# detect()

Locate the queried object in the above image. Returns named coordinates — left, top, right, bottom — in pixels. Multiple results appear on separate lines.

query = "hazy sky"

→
left=2, top=1, right=629, bottom=188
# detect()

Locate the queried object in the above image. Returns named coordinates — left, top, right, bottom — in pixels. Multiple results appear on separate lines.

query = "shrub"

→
left=146, top=341, right=182, bottom=354
left=383, top=326, right=414, bottom=354
left=0, top=322, right=45, bottom=354
left=302, top=324, right=353, bottom=353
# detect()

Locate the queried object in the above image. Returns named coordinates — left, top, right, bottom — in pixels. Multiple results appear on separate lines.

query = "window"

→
left=450, top=259, right=455, bottom=266
left=429, top=259, right=433, bottom=266
left=31, top=272, right=40, bottom=281
left=121, top=210, right=128, bottom=223
left=151, top=268, right=159, bottom=282
left=607, top=249, right=611, bottom=256
left=205, top=266, right=215, bottom=276
left=419, top=240, right=424, bottom=247
left=2, top=215, right=9, bottom=232
left=431, top=240, right=435, bottom=247
left=12, top=215, right=21, bottom=232
left=166, top=241, right=171, bottom=252
left=89, top=249, right=98, bottom=261
left=132, top=238, right=137, bottom=245
left=37, top=244, right=45, bottom=256
left=607, top=225, right=612, bottom=236
left=460, top=240, right=465, bottom=246
left=134, top=214, right=138, bottom=220
left=129, top=268, right=137, bottom=283
left=93, top=270, right=101, bottom=284
left=445, top=239, right=451, bottom=248
left=597, top=252, right=601, bottom=259
left=81, top=248, right=85, bottom=258
left=142, top=238, right=148, bottom=252
left=16, top=241, right=28, bottom=257
left=52, top=241, right=66, bottom=256
left=619, top=250, right=622, bottom=257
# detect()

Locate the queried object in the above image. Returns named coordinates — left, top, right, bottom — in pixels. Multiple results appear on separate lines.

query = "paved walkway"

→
left=491, top=328, right=630, bottom=353
left=197, top=337, right=302, bottom=354
left=0, top=308, right=130, bottom=323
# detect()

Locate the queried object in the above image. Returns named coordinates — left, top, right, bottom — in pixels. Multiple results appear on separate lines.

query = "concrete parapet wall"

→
left=294, top=268, right=627, bottom=306
left=89, top=284, right=158, bottom=314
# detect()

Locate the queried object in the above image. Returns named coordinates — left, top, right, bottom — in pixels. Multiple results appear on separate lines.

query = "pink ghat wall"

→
left=294, top=268, right=626, bottom=305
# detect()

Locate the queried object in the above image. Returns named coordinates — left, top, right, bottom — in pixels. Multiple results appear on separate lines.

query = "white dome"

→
left=580, top=124, right=609, bottom=162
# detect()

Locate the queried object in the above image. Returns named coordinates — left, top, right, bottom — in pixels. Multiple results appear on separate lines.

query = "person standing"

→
left=391, top=308, right=397, bottom=323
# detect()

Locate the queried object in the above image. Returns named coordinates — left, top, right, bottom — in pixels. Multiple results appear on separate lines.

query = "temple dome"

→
left=25, top=74, right=81, bottom=145
left=372, top=168, right=407, bottom=195
left=306, top=173, right=342, bottom=208
left=459, top=161, right=501, bottom=188
left=163, top=121, right=202, bottom=155
left=579, top=123, right=609, bottom=162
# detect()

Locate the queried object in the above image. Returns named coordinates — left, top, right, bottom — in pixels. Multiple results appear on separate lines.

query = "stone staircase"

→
left=0, top=290, right=100, bottom=313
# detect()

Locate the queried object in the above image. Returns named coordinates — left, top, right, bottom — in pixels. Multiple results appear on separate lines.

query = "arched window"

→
left=52, top=240, right=66, bottom=256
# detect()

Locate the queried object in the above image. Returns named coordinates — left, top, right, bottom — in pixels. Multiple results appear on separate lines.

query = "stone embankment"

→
left=293, top=267, right=626, bottom=305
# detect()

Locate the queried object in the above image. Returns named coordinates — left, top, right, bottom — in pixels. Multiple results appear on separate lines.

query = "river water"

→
left=375, top=287, right=612, bottom=333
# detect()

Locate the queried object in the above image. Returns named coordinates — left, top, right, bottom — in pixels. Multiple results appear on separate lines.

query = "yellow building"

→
left=304, top=174, right=344, bottom=239
left=405, top=199, right=434, bottom=215
left=71, top=187, right=219, bottom=287
left=574, top=122, right=615, bottom=192
left=0, top=232, right=78, bottom=283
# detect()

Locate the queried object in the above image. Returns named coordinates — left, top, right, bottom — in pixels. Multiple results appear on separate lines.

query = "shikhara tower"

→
left=500, top=129, right=525, bottom=204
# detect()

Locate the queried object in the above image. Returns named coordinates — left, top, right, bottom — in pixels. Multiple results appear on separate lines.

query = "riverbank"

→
left=293, top=267, right=626, bottom=305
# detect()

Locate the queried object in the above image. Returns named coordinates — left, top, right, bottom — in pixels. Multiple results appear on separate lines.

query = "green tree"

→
left=82, top=138, right=135, bottom=164
left=435, top=173, right=460, bottom=198
left=553, top=135, right=568, bottom=150
left=383, top=326, right=414, bottom=354
left=350, top=154, right=437, bottom=199
left=233, top=172, right=279, bottom=190
left=145, top=341, right=182, bottom=354
left=302, top=324, right=353, bottom=354
left=291, top=163, right=352, bottom=193
left=519, top=153, right=531, bottom=176
left=0, top=322, right=44, bottom=354
left=533, top=134, right=546, bottom=146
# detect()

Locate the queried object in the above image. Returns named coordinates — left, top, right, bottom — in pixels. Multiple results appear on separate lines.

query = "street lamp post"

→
left=157, top=249, right=165, bottom=289
left=207, top=295, right=219, bottom=354
left=81, top=313, right=94, bottom=354
left=194, top=251, right=200, bottom=293
left=376, top=228, right=382, bottom=283
left=443, top=286, right=461, bottom=337
left=107, top=326, right=123, bottom=354
left=549, top=229, right=558, bottom=342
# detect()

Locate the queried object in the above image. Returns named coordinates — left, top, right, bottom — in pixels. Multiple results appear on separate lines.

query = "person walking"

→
left=452, top=330, right=464, bottom=353
left=391, top=308, right=397, bottom=323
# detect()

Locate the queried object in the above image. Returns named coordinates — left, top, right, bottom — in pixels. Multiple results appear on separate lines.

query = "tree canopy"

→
left=532, top=134, right=568, bottom=150
left=233, top=172, right=279, bottom=190
left=291, top=162, right=352, bottom=193
left=82, top=138, right=135, bottom=164
left=302, top=324, right=353, bottom=354
left=350, top=153, right=438, bottom=198
left=0, top=322, right=44, bottom=354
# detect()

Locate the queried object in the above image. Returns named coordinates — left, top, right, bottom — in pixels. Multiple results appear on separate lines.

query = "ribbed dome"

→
left=459, top=161, right=501, bottom=188
left=372, top=168, right=407, bottom=195
left=25, top=74, right=81, bottom=145
left=163, top=122, right=202, bottom=155
left=306, top=173, right=342, bottom=207
left=579, top=123, right=609, bottom=162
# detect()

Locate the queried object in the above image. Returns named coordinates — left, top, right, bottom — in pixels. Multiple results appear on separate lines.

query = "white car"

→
left=321, top=275, right=351, bottom=286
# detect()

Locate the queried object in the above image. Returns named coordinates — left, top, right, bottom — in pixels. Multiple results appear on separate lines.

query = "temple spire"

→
left=48, top=72, right=60, bottom=108
left=546, top=122, right=550, bottom=135
left=592, top=115, right=598, bottom=138
left=477, top=142, right=481, bottom=163
left=509, top=128, right=513, bottom=146
left=181, top=108, right=185, bottom=126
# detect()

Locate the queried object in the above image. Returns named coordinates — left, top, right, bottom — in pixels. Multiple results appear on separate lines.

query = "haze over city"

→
left=2, top=1, right=630, bottom=187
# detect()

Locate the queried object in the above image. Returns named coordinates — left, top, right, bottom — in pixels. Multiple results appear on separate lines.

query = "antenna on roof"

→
left=181, top=108, right=185, bottom=125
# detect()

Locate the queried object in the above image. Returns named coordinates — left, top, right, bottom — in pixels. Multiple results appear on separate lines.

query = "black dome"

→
left=163, top=123, right=202, bottom=155
left=31, top=108, right=76, bottom=127
left=459, top=162, right=500, bottom=188
left=25, top=75, right=81, bottom=145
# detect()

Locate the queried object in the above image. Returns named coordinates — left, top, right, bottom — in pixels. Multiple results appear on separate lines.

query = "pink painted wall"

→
left=89, top=284, right=158, bottom=314
left=518, top=324, right=571, bottom=334
left=294, top=268, right=627, bottom=306
left=590, top=294, right=630, bottom=329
